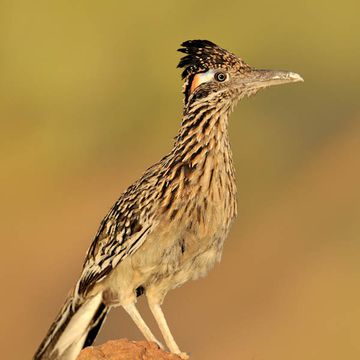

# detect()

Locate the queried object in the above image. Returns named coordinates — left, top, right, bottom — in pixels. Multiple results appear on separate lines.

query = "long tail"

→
left=34, top=292, right=109, bottom=360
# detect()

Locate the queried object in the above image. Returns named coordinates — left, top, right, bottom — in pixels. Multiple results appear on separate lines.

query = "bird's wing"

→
left=76, top=173, right=161, bottom=295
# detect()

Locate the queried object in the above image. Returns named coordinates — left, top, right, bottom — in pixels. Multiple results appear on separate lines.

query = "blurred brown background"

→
left=1, top=1, right=359, bottom=359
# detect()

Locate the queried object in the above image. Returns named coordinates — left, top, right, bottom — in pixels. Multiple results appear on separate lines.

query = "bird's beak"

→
left=241, top=69, right=304, bottom=89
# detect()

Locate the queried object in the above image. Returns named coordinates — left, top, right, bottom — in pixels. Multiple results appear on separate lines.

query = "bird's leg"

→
left=122, top=302, right=164, bottom=349
left=147, top=297, right=189, bottom=359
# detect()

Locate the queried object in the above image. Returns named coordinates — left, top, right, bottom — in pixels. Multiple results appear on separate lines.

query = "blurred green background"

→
left=0, top=1, right=359, bottom=359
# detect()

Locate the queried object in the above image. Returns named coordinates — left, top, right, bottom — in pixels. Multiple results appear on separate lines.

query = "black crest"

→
left=177, top=40, right=247, bottom=79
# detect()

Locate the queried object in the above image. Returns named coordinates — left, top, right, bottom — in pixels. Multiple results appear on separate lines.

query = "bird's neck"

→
left=173, top=101, right=233, bottom=167
left=162, top=100, right=237, bottom=225
left=159, top=101, right=237, bottom=223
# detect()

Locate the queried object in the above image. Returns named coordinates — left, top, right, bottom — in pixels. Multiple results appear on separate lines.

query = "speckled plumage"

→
left=34, top=40, right=303, bottom=360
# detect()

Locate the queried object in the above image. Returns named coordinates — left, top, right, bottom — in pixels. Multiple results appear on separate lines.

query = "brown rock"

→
left=77, top=339, right=184, bottom=360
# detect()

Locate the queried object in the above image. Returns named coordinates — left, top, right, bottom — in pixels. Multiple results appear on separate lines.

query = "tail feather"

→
left=34, top=295, right=76, bottom=360
left=34, top=292, right=108, bottom=360
left=83, top=302, right=109, bottom=348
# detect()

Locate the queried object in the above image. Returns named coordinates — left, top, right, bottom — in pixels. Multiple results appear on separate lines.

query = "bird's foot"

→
left=176, top=351, right=190, bottom=359
left=154, top=340, right=165, bottom=350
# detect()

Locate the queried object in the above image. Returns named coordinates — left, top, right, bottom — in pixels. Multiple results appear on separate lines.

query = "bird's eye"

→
left=214, top=72, right=228, bottom=82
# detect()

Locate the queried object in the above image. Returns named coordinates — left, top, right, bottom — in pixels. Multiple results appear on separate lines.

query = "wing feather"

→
left=76, top=176, right=160, bottom=295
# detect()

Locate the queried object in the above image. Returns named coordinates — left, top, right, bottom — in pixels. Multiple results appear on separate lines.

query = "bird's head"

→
left=178, top=40, right=303, bottom=111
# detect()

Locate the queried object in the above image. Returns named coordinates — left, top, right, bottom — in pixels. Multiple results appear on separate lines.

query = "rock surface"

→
left=77, top=339, right=184, bottom=360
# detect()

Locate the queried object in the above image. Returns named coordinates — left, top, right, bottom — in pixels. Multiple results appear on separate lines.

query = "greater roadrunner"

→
left=34, top=40, right=303, bottom=360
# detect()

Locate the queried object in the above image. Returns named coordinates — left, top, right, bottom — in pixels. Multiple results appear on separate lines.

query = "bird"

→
left=33, top=40, right=303, bottom=360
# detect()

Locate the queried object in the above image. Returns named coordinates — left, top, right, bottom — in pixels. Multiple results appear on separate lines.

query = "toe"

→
left=177, top=352, right=190, bottom=359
